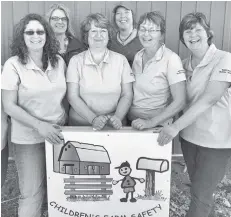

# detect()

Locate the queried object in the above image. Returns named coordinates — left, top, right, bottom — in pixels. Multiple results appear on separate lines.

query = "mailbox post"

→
left=136, top=157, right=169, bottom=196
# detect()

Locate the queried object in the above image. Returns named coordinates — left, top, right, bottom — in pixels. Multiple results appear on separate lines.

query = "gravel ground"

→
left=2, top=158, right=231, bottom=217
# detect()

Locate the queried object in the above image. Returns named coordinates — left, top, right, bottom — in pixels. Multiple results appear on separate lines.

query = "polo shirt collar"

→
left=155, top=44, right=165, bottom=61
left=139, top=44, right=165, bottom=61
left=190, top=43, right=217, bottom=68
left=84, top=48, right=110, bottom=65
left=25, top=56, right=52, bottom=71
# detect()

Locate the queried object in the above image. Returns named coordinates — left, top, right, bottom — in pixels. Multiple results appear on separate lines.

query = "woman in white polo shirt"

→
left=128, top=11, right=186, bottom=130
left=158, top=12, right=231, bottom=217
left=67, top=13, right=134, bottom=130
left=1, top=14, right=66, bottom=217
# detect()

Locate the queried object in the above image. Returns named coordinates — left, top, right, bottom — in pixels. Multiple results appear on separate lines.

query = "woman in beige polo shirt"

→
left=128, top=11, right=186, bottom=130
left=67, top=13, right=134, bottom=130
left=1, top=14, right=66, bottom=217
left=158, top=13, right=231, bottom=217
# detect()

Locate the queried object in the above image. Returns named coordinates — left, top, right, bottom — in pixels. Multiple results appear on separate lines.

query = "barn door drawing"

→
left=64, top=164, right=74, bottom=174
left=88, top=165, right=100, bottom=175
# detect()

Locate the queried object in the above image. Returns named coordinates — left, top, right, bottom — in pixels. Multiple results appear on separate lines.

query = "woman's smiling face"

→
left=23, top=20, right=46, bottom=52
left=88, top=22, right=109, bottom=49
left=183, top=23, right=208, bottom=51
left=50, top=9, right=68, bottom=34
left=115, top=7, right=133, bottom=30
left=138, top=19, right=163, bottom=49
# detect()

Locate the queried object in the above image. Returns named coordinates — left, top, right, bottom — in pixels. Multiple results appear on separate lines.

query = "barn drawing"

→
left=57, top=141, right=111, bottom=175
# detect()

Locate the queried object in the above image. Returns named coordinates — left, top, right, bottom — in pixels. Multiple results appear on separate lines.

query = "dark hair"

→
left=179, top=12, right=214, bottom=47
left=46, top=3, right=75, bottom=38
left=137, top=11, right=166, bottom=35
left=11, top=13, right=59, bottom=70
left=113, top=5, right=136, bottom=29
left=80, top=13, right=114, bottom=48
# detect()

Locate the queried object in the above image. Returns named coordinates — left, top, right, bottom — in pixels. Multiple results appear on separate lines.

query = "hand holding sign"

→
left=157, top=124, right=179, bottom=146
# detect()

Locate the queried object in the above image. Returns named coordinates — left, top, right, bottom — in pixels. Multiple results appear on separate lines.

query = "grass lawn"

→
left=1, top=157, right=231, bottom=217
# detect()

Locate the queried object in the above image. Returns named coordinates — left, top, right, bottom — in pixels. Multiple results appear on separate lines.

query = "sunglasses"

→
left=51, top=16, right=68, bottom=22
left=24, top=30, right=45, bottom=36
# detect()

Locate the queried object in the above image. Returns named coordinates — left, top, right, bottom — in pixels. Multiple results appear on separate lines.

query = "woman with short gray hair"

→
left=67, top=13, right=134, bottom=130
left=129, top=11, right=186, bottom=130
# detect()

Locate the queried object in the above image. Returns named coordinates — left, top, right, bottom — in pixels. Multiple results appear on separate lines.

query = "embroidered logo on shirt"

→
left=219, top=69, right=231, bottom=74
left=177, top=70, right=186, bottom=75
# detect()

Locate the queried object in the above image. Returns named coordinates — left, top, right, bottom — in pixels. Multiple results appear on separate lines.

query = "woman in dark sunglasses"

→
left=46, top=3, right=85, bottom=65
left=1, top=13, right=67, bottom=217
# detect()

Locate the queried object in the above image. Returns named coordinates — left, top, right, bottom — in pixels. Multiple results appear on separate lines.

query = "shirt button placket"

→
left=96, top=65, right=103, bottom=84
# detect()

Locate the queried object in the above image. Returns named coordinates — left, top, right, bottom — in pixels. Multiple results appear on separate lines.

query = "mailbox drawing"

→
left=136, top=157, right=169, bottom=201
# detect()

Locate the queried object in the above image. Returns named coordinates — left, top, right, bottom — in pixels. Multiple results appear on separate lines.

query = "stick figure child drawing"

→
left=112, top=161, right=145, bottom=202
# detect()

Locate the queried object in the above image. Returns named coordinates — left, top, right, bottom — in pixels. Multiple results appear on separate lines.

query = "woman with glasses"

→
left=46, top=4, right=85, bottom=65
left=67, top=13, right=134, bottom=130
left=110, top=5, right=142, bottom=67
left=158, top=12, right=231, bottom=217
left=128, top=11, right=186, bottom=130
left=1, top=14, right=66, bottom=217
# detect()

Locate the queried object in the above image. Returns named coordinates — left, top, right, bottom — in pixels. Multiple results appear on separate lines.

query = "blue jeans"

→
left=13, top=142, right=46, bottom=217
left=1, top=143, right=9, bottom=187
left=181, top=138, right=231, bottom=217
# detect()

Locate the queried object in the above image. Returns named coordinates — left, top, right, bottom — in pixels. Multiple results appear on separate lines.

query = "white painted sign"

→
left=45, top=127, right=172, bottom=217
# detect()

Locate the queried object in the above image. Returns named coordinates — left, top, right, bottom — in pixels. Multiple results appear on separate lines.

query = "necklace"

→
left=59, top=36, right=69, bottom=54
left=118, top=29, right=134, bottom=43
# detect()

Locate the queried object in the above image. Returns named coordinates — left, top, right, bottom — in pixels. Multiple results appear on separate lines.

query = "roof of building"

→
left=59, top=141, right=111, bottom=163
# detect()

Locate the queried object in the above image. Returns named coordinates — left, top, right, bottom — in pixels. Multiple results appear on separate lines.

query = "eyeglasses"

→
left=24, top=30, right=45, bottom=36
left=139, top=28, right=161, bottom=34
left=51, top=16, right=68, bottom=22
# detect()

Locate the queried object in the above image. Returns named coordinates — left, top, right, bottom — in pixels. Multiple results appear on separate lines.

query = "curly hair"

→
left=46, top=3, right=75, bottom=38
left=80, top=13, right=114, bottom=48
left=179, top=12, right=214, bottom=47
left=11, top=13, right=60, bottom=70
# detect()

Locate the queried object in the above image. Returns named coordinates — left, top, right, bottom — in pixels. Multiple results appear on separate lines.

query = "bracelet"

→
left=91, top=116, right=98, bottom=124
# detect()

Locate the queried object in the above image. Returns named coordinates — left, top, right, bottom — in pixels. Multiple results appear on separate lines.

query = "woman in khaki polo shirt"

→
left=1, top=14, right=66, bottom=217
left=128, top=11, right=186, bottom=130
left=158, top=13, right=231, bottom=217
left=67, top=13, right=134, bottom=130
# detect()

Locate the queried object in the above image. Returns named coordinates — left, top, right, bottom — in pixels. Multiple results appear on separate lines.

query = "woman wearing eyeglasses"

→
left=110, top=5, right=142, bottom=67
left=128, top=12, right=186, bottom=130
left=46, top=4, right=85, bottom=65
left=1, top=14, right=66, bottom=217
left=67, top=13, right=134, bottom=130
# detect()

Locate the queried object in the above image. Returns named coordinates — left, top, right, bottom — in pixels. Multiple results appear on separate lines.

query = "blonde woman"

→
left=47, top=3, right=85, bottom=64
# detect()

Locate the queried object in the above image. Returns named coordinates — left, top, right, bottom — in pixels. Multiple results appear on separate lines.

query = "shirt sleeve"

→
left=1, top=59, right=20, bottom=90
left=210, top=52, right=231, bottom=83
left=167, top=53, right=186, bottom=85
left=66, top=55, right=80, bottom=83
left=121, top=56, right=135, bottom=84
